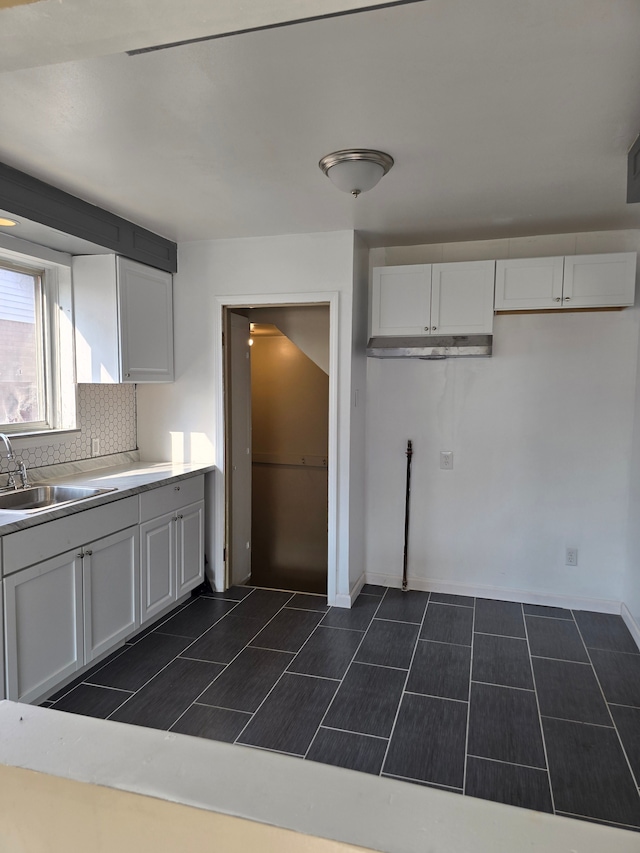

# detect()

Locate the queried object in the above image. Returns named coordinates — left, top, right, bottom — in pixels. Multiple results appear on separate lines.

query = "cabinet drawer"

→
left=2, top=495, right=139, bottom=576
left=139, top=475, right=204, bottom=522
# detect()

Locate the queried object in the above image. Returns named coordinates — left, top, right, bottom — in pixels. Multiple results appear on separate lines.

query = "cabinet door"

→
left=495, top=257, right=564, bottom=310
left=4, top=551, right=83, bottom=703
left=83, top=527, right=140, bottom=663
left=176, top=500, right=205, bottom=597
left=140, top=511, right=176, bottom=625
left=430, top=261, right=495, bottom=334
left=371, top=266, right=431, bottom=336
left=563, top=253, right=636, bottom=308
left=117, top=257, right=174, bottom=382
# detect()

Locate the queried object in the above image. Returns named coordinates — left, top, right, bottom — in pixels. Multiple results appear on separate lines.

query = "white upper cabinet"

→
left=73, top=255, right=174, bottom=383
left=430, top=261, right=495, bottom=335
left=495, top=257, right=564, bottom=310
left=563, top=253, right=637, bottom=308
left=495, top=253, right=636, bottom=310
left=372, top=261, right=495, bottom=337
left=371, top=265, right=431, bottom=336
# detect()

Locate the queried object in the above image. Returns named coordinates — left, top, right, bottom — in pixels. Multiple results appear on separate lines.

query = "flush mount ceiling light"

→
left=0, top=217, right=18, bottom=227
left=319, top=149, right=394, bottom=197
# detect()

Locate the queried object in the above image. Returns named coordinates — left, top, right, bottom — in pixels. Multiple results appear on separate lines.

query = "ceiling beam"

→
left=0, top=162, right=177, bottom=272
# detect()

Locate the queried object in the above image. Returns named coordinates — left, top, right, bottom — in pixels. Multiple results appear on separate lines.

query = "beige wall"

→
left=251, top=333, right=328, bottom=588
left=0, top=765, right=366, bottom=853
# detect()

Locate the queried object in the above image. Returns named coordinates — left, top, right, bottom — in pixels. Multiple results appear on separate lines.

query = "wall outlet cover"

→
left=566, top=548, right=578, bottom=566
left=440, top=451, right=454, bottom=470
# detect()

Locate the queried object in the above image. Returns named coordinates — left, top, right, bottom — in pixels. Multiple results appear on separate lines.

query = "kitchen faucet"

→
left=0, top=433, right=14, bottom=461
left=0, top=433, right=29, bottom=490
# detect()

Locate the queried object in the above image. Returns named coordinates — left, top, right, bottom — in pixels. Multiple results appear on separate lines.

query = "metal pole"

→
left=402, top=439, right=413, bottom=592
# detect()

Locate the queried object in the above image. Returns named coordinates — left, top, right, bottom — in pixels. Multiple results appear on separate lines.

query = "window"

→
left=0, top=262, right=47, bottom=430
left=0, top=247, right=76, bottom=437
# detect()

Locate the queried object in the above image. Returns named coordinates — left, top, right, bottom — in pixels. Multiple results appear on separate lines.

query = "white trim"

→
left=334, top=572, right=366, bottom=608
left=621, top=602, right=640, bottom=652
left=213, top=292, right=340, bottom=606
left=365, top=571, right=622, bottom=614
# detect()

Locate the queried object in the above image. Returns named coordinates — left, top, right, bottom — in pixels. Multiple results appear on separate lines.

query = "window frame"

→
left=0, top=241, right=76, bottom=441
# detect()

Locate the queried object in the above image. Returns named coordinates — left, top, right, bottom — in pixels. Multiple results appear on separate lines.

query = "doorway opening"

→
left=224, top=304, right=330, bottom=595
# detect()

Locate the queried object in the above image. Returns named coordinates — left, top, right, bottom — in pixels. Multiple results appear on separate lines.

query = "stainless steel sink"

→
left=0, top=484, right=117, bottom=512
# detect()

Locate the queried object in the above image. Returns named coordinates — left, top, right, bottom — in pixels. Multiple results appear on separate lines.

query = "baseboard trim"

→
left=364, top=572, right=621, bottom=615
left=621, top=603, right=640, bottom=651
left=334, top=574, right=366, bottom=609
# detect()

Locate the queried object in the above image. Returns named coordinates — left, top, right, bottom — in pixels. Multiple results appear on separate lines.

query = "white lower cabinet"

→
left=4, top=550, right=84, bottom=704
left=1, top=474, right=205, bottom=702
left=139, top=475, right=205, bottom=625
left=83, top=526, right=139, bottom=664
left=4, top=525, right=139, bottom=702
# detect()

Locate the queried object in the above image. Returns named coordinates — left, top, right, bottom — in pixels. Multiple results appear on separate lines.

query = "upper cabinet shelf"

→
left=73, top=255, right=174, bottom=383
left=495, top=252, right=637, bottom=311
left=372, top=260, right=496, bottom=337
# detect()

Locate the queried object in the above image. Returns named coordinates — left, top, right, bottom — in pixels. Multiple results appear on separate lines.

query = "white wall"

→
left=137, top=230, right=362, bottom=602
left=367, top=230, right=640, bottom=610
left=624, top=290, right=640, bottom=626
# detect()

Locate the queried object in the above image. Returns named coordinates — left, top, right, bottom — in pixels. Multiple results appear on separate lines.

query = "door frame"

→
left=214, top=291, right=339, bottom=604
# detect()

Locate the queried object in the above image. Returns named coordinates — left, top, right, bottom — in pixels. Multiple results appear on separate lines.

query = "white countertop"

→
left=0, top=457, right=214, bottom=534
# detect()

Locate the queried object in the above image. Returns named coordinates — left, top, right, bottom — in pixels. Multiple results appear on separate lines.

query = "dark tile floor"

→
left=42, top=585, right=640, bottom=832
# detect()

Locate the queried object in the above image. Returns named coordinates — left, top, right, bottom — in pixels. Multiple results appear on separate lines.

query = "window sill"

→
left=2, top=429, right=81, bottom=450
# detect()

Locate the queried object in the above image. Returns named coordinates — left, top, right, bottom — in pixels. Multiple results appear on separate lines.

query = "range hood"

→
left=366, top=334, right=492, bottom=359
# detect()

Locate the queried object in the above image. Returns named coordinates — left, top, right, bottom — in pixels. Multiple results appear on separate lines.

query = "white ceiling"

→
left=0, top=0, right=639, bottom=248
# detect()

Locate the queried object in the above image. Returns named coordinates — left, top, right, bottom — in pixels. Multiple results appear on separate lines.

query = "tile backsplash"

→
left=0, top=384, right=137, bottom=474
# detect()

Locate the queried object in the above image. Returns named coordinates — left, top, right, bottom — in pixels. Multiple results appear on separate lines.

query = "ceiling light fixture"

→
left=0, top=217, right=18, bottom=227
left=319, top=149, right=394, bottom=197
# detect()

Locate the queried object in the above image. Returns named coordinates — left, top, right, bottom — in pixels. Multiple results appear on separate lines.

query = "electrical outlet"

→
left=440, top=451, right=454, bottom=470
left=91, top=438, right=100, bottom=457
left=566, top=548, right=578, bottom=567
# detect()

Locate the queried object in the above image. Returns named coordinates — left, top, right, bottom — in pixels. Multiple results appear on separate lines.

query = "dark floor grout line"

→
left=522, top=601, right=556, bottom=814
left=237, top=741, right=304, bottom=759
left=351, top=660, right=410, bottom=673
left=245, top=644, right=297, bottom=656
left=381, top=771, right=463, bottom=792
left=583, top=645, right=640, bottom=657
left=403, top=689, right=468, bottom=705
left=471, top=680, right=535, bottom=693
left=317, top=623, right=367, bottom=634
left=282, top=671, right=341, bottom=683
left=521, top=613, right=572, bottom=621
left=284, top=606, right=329, bottom=614
left=303, top=590, right=390, bottom=761
left=417, top=637, right=471, bottom=649
left=555, top=811, right=640, bottom=832
left=374, top=616, right=424, bottom=626
left=467, top=753, right=550, bottom=773
left=462, top=599, right=476, bottom=795
left=539, top=714, right=615, bottom=730
left=530, top=654, right=591, bottom=665
left=608, top=701, right=640, bottom=711
left=192, top=700, right=252, bottom=716
left=319, top=724, right=389, bottom=742
left=473, top=630, right=527, bottom=641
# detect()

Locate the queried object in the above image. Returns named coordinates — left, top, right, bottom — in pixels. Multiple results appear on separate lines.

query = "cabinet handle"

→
left=177, top=514, right=183, bottom=520
left=85, top=550, right=92, bottom=556
left=174, top=486, right=180, bottom=491
left=554, top=297, right=561, bottom=302
left=424, top=326, right=429, bottom=331
left=76, top=552, right=84, bottom=559
left=432, top=326, right=437, bottom=331
left=564, top=297, right=570, bottom=301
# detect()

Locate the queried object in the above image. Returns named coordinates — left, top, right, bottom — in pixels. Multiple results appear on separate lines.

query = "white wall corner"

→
left=621, top=602, right=640, bottom=652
